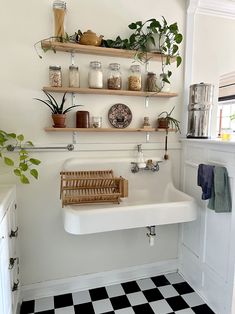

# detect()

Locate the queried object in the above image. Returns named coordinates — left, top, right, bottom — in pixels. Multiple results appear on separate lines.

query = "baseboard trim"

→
left=21, top=259, right=178, bottom=301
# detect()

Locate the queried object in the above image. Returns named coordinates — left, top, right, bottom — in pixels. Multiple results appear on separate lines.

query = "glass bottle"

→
left=88, top=61, right=103, bottom=89
left=107, top=63, right=122, bottom=90
left=53, top=1, right=66, bottom=39
left=49, top=65, right=62, bottom=87
left=69, top=65, right=79, bottom=88
left=128, top=65, right=142, bottom=91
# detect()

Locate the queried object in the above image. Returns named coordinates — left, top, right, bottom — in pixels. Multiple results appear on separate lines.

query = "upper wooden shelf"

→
left=43, top=86, right=178, bottom=98
left=41, top=40, right=175, bottom=62
left=44, top=127, right=175, bottom=133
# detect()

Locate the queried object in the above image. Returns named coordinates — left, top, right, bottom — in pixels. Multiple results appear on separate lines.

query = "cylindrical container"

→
left=128, top=65, right=142, bottom=91
left=146, top=72, right=158, bottom=92
left=53, top=0, right=66, bottom=39
left=49, top=66, right=62, bottom=87
left=187, top=83, right=214, bottom=138
left=69, top=65, right=80, bottom=87
left=91, top=116, right=102, bottom=128
left=107, top=63, right=122, bottom=90
left=157, top=74, right=171, bottom=92
left=88, top=61, right=103, bottom=89
left=76, top=111, right=90, bottom=128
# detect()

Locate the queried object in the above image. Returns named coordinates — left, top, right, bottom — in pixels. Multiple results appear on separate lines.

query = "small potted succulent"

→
left=157, top=107, right=180, bottom=160
left=34, top=91, right=81, bottom=128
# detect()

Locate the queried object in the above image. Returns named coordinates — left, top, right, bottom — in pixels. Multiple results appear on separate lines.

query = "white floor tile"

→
left=106, top=283, right=125, bottom=297
left=136, top=278, right=156, bottom=291
left=174, top=309, right=195, bottom=314
left=92, top=299, right=113, bottom=314
left=158, top=284, right=179, bottom=298
left=165, top=272, right=184, bottom=284
left=182, top=292, right=205, bottom=307
left=150, top=299, right=173, bottom=314
left=34, top=296, right=54, bottom=312
left=72, top=290, right=91, bottom=305
left=126, top=291, right=148, bottom=306
left=55, top=306, right=75, bottom=314
left=115, top=308, right=135, bottom=314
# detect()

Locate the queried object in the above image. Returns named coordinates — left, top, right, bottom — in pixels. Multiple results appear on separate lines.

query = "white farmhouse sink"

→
left=62, top=158, right=197, bottom=235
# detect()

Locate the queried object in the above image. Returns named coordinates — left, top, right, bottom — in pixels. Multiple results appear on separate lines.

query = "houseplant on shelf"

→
left=157, top=106, right=180, bottom=160
left=34, top=91, right=81, bottom=128
left=0, top=130, right=41, bottom=184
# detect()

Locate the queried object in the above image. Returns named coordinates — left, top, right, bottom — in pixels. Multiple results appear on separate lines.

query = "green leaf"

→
left=20, top=174, right=29, bottom=184
left=25, top=141, right=34, bottom=147
left=29, top=158, right=41, bottom=165
left=20, top=155, right=28, bottom=161
left=0, top=152, right=2, bottom=157
left=30, top=169, right=39, bottom=179
left=7, top=133, right=16, bottom=139
left=14, top=169, right=21, bottom=176
left=4, top=157, right=14, bottom=166
left=128, top=22, right=137, bottom=30
left=176, top=55, right=182, bottom=67
left=175, top=33, right=183, bottom=44
left=17, top=134, right=24, bottom=141
left=19, top=163, right=28, bottom=171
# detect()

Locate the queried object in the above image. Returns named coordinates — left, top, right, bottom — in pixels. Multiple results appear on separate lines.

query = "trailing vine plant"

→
left=0, top=130, right=41, bottom=184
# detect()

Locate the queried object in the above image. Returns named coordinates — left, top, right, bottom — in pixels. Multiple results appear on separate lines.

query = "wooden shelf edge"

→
left=44, top=127, right=176, bottom=133
left=41, top=40, right=176, bottom=62
left=42, top=86, right=178, bottom=98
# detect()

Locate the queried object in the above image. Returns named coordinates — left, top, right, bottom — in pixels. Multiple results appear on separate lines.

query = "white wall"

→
left=0, top=0, right=186, bottom=286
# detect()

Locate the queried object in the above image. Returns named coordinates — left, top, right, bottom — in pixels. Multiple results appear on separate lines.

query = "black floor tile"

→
left=20, top=300, right=35, bottom=314
left=173, top=282, right=194, bottom=295
left=54, top=293, right=73, bottom=308
left=192, top=304, right=215, bottom=314
left=151, top=275, right=170, bottom=287
left=143, top=288, right=164, bottom=302
left=74, top=302, right=95, bottom=314
left=102, top=312, right=115, bottom=314
left=89, top=287, right=109, bottom=301
left=166, top=295, right=190, bottom=311
left=133, top=303, right=155, bottom=313
left=110, top=295, right=131, bottom=310
left=122, top=280, right=141, bottom=294
left=35, top=311, right=54, bottom=314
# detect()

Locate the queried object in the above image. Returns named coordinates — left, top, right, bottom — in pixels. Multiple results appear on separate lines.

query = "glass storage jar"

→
left=91, top=116, right=102, bottom=128
left=88, top=61, right=103, bottom=89
left=146, top=72, right=159, bottom=92
left=128, top=64, right=142, bottom=91
left=69, top=65, right=79, bottom=87
left=107, top=63, right=122, bottom=90
left=49, top=65, right=62, bottom=87
left=53, top=0, right=66, bottom=39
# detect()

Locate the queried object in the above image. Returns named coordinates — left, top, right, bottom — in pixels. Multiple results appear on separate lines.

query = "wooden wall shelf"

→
left=43, top=86, right=178, bottom=98
left=44, top=127, right=175, bottom=133
left=41, top=40, right=175, bottom=62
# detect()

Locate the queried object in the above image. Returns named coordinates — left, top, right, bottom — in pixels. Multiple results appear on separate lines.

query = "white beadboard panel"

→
left=207, top=149, right=235, bottom=166
left=204, top=208, right=232, bottom=280
left=184, top=145, right=207, bottom=164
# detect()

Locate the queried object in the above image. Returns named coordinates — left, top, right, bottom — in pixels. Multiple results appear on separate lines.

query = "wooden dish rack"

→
left=60, top=170, right=128, bottom=207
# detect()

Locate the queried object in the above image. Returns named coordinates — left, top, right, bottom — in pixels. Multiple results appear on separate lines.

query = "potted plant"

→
left=0, top=130, right=41, bottom=184
left=34, top=91, right=81, bottom=128
left=157, top=107, right=180, bottom=160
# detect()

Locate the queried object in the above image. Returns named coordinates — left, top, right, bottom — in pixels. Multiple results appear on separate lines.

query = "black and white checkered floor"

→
left=20, top=272, right=215, bottom=314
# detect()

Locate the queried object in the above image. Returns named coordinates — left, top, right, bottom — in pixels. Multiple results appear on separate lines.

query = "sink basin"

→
left=62, top=158, right=197, bottom=234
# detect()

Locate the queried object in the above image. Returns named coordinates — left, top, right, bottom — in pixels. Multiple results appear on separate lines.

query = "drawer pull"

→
left=12, top=279, right=19, bottom=292
left=9, top=257, right=17, bottom=269
left=9, top=227, right=18, bottom=238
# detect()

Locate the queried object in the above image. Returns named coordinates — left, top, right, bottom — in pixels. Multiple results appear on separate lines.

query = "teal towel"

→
left=208, top=166, right=232, bottom=213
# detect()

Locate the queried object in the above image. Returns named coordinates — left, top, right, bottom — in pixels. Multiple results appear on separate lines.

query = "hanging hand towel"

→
left=208, top=166, right=232, bottom=213
left=197, top=164, right=214, bottom=200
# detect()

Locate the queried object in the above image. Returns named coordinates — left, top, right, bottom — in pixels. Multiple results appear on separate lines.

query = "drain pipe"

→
left=146, top=226, right=156, bottom=246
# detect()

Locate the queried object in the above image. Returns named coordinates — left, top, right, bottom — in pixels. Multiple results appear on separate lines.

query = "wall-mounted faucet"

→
left=131, top=159, right=161, bottom=173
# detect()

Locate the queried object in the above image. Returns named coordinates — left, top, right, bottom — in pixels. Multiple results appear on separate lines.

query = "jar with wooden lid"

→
left=53, top=0, right=66, bottom=39
left=107, top=63, right=122, bottom=90
left=49, top=65, right=62, bottom=87
left=69, top=65, right=79, bottom=87
left=88, top=61, right=103, bottom=89
left=128, top=65, right=142, bottom=91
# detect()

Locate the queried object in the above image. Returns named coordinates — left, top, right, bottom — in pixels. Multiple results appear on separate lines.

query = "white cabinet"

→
left=0, top=186, right=19, bottom=314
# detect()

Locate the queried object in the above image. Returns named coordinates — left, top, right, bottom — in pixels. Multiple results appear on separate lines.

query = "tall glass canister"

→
left=53, top=0, right=66, bottom=39
left=88, top=61, right=103, bottom=89
left=128, top=64, right=142, bottom=91
left=107, top=63, right=122, bottom=90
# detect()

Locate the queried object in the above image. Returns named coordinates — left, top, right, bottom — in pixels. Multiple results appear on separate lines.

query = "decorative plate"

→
left=108, top=103, right=132, bottom=128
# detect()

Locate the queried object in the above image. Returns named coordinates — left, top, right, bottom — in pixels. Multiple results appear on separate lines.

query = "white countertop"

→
left=0, top=185, right=16, bottom=223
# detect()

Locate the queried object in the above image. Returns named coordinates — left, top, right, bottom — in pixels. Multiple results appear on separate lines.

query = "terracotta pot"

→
left=157, top=118, right=169, bottom=129
left=52, top=114, right=66, bottom=128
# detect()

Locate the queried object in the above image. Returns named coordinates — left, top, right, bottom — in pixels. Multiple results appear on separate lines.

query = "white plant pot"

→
left=146, top=33, right=166, bottom=52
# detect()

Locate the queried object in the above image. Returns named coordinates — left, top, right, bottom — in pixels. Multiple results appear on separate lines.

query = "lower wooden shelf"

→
left=44, top=127, right=174, bottom=132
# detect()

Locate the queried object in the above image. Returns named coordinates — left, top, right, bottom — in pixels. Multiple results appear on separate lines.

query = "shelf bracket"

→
left=146, top=132, right=150, bottom=142
left=70, top=52, right=75, bottom=66
left=72, top=131, right=78, bottom=144
left=145, top=96, right=149, bottom=108
left=145, top=61, right=150, bottom=73
left=71, top=92, right=76, bottom=106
